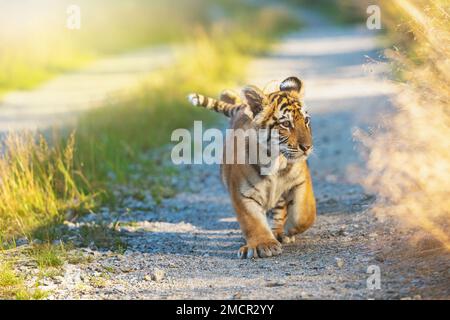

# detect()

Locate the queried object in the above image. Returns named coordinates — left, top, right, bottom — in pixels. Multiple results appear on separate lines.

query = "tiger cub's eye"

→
left=281, top=120, right=291, bottom=128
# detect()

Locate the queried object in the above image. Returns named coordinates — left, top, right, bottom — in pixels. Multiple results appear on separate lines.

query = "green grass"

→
left=0, top=133, right=96, bottom=239
left=0, top=263, right=47, bottom=300
left=27, top=242, right=97, bottom=269
left=0, top=242, right=97, bottom=299
left=28, top=243, right=66, bottom=269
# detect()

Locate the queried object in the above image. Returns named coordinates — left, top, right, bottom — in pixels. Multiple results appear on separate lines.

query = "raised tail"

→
left=187, top=93, right=242, bottom=118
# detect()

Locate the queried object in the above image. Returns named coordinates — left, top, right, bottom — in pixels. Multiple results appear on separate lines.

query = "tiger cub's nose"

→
left=299, top=144, right=311, bottom=152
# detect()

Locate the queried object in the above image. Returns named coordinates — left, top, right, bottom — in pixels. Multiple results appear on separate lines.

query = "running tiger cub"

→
left=188, top=76, right=316, bottom=259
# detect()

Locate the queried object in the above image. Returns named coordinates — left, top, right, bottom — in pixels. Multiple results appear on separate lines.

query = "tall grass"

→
left=0, top=133, right=95, bottom=239
left=357, top=0, right=450, bottom=250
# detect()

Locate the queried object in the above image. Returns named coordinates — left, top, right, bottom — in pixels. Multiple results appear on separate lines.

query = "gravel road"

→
left=4, top=8, right=449, bottom=300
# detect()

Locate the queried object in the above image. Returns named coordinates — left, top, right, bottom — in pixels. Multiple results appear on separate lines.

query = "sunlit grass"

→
left=356, top=0, right=450, bottom=249
left=0, top=242, right=84, bottom=299
left=0, top=132, right=96, bottom=239
left=28, top=243, right=66, bottom=269
left=0, top=263, right=47, bottom=300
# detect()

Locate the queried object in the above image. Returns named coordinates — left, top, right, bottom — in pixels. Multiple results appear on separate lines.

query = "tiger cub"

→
left=188, top=76, right=316, bottom=258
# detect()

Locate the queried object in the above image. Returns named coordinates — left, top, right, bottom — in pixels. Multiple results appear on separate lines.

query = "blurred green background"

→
left=0, top=0, right=300, bottom=95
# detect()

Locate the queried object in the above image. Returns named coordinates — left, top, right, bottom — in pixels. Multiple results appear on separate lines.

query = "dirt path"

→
left=5, top=9, right=448, bottom=300
left=0, top=45, right=175, bottom=132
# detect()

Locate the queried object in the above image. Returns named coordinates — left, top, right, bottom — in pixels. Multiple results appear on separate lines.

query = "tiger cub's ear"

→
left=241, top=85, right=268, bottom=116
left=280, top=76, right=304, bottom=97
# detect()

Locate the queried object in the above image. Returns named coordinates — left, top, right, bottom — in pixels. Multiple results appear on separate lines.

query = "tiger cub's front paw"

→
left=238, top=239, right=282, bottom=259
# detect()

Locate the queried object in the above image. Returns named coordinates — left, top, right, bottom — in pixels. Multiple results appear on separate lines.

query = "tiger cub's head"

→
left=242, top=76, right=312, bottom=161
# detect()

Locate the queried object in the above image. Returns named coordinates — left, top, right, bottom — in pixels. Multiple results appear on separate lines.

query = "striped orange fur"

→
left=187, top=76, right=316, bottom=259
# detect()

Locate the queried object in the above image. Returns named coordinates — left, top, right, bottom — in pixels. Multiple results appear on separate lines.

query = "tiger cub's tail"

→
left=187, top=90, right=242, bottom=118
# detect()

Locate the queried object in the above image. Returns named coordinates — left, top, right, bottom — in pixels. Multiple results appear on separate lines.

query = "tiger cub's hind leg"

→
left=271, top=201, right=296, bottom=244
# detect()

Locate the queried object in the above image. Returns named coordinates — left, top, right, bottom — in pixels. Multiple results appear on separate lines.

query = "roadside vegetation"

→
left=0, top=241, right=97, bottom=299
left=0, top=1, right=299, bottom=252
left=358, top=0, right=450, bottom=250
left=0, top=0, right=212, bottom=96
left=286, top=0, right=449, bottom=249
left=0, top=262, right=47, bottom=299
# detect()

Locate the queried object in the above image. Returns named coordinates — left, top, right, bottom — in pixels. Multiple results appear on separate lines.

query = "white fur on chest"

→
left=240, top=157, right=303, bottom=210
